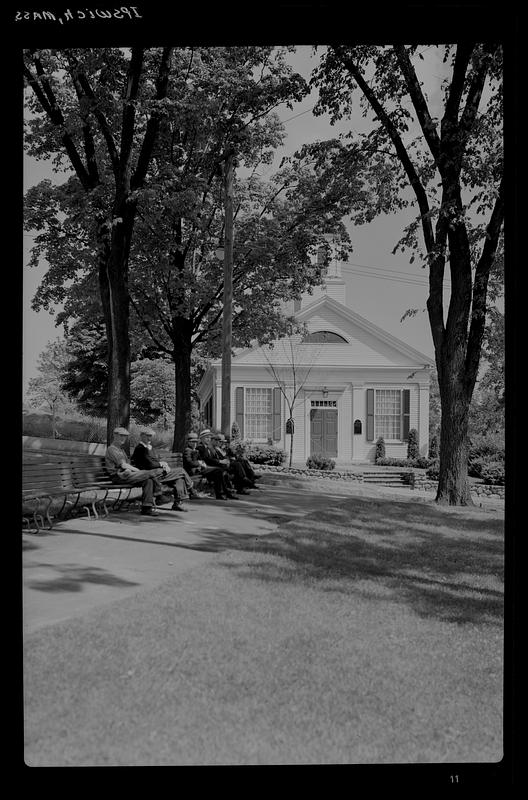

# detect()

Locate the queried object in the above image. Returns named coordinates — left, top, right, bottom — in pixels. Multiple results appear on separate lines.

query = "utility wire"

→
left=349, top=268, right=449, bottom=289
left=281, top=105, right=317, bottom=123
left=343, top=261, right=451, bottom=284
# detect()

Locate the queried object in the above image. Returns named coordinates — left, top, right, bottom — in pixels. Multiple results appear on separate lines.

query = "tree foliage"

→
left=25, top=47, right=371, bottom=452
left=130, top=358, right=175, bottom=429
left=25, top=339, right=75, bottom=435
left=24, top=46, right=174, bottom=442
left=312, top=44, right=504, bottom=504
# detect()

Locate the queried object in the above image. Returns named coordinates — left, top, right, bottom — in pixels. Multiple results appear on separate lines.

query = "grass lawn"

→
left=24, top=488, right=504, bottom=767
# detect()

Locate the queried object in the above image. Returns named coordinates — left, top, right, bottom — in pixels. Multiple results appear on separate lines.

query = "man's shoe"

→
left=140, top=506, right=158, bottom=516
left=215, top=493, right=227, bottom=500
left=171, top=503, right=188, bottom=512
left=237, top=488, right=251, bottom=495
left=155, top=493, right=173, bottom=505
left=189, top=490, right=200, bottom=499
left=225, top=491, right=239, bottom=500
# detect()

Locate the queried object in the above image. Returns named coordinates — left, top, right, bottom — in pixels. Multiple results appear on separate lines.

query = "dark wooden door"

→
left=310, top=409, right=338, bottom=457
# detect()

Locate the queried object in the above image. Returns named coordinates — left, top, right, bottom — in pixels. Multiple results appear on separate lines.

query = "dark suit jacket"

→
left=197, top=441, right=227, bottom=470
left=132, top=443, right=184, bottom=477
left=183, top=445, right=202, bottom=475
left=132, top=442, right=163, bottom=470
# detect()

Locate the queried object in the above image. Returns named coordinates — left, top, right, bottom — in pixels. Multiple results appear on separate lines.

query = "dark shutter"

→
left=366, top=389, right=374, bottom=441
left=402, top=389, right=410, bottom=441
left=235, top=387, right=244, bottom=438
left=272, top=387, right=281, bottom=441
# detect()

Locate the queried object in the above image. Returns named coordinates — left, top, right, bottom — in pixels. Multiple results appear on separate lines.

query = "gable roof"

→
left=222, top=295, right=434, bottom=367
left=293, top=294, right=434, bottom=364
left=197, top=295, right=434, bottom=395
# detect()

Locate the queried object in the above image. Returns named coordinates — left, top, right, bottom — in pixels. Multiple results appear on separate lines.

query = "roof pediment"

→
left=207, top=295, right=434, bottom=371
left=292, top=295, right=434, bottom=365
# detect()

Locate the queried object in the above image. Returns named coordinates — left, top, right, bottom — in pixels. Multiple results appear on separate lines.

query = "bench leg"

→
left=64, top=493, right=81, bottom=520
left=113, top=488, right=132, bottom=512
left=96, top=490, right=110, bottom=518
left=34, top=513, right=45, bottom=533
left=22, top=517, right=40, bottom=534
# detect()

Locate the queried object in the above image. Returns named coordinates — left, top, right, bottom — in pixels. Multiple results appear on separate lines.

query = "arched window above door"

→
left=302, top=330, right=348, bottom=343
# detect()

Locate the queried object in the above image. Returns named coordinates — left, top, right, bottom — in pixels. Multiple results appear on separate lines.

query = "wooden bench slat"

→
left=22, top=450, right=184, bottom=531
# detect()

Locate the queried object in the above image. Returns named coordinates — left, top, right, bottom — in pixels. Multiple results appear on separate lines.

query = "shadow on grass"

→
left=25, top=564, right=141, bottom=593
left=208, top=495, right=504, bottom=626
left=22, top=539, right=41, bottom=551
left=23, top=486, right=504, bottom=625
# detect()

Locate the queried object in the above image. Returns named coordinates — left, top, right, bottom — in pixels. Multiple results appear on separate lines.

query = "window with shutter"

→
left=245, top=388, right=272, bottom=440
left=371, top=389, right=410, bottom=441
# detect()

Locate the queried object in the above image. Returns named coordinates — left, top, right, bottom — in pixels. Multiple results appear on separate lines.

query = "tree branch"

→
left=120, top=48, right=145, bottom=179
left=464, top=174, right=504, bottom=387
left=335, top=49, right=436, bottom=254
left=64, top=49, right=120, bottom=176
left=131, top=47, right=173, bottom=190
left=65, top=55, right=100, bottom=185
left=129, top=290, right=173, bottom=351
left=24, top=57, right=93, bottom=191
left=455, top=45, right=497, bottom=171
left=441, top=44, right=475, bottom=135
left=393, top=45, right=442, bottom=163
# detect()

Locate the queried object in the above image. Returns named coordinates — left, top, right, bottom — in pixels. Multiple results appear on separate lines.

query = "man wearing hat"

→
left=131, top=428, right=196, bottom=512
left=105, top=427, right=164, bottom=516
left=184, top=431, right=235, bottom=500
left=224, top=436, right=262, bottom=486
left=196, top=429, right=241, bottom=499
left=211, top=433, right=254, bottom=494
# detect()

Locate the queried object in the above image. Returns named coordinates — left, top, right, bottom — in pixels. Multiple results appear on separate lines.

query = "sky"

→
left=22, top=45, right=455, bottom=392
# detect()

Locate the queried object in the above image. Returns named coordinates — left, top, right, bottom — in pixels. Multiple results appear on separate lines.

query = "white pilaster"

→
left=215, top=378, right=222, bottom=431
left=351, top=383, right=365, bottom=462
left=338, top=384, right=353, bottom=462
left=418, top=382, right=430, bottom=456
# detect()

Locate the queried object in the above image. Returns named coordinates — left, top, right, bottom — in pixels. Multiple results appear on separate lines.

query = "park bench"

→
left=22, top=451, right=195, bottom=533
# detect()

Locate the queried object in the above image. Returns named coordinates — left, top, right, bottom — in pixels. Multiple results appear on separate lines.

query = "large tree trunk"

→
left=171, top=318, right=193, bottom=453
left=435, top=347, right=474, bottom=505
left=97, top=210, right=134, bottom=446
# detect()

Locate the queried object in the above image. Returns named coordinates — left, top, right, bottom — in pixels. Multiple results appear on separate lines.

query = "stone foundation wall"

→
left=255, top=463, right=505, bottom=498
left=256, top=464, right=364, bottom=482
left=411, top=473, right=504, bottom=499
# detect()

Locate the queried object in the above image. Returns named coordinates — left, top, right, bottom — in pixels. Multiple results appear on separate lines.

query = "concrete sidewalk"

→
left=22, top=478, right=363, bottom=633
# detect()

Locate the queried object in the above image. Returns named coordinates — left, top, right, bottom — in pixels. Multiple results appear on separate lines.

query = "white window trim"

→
left=374, top=387, right=406, bottom=443
left=244, top=386, right=274, bottom=443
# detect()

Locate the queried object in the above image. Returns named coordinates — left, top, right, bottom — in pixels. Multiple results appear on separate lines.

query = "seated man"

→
left=131, top=428, right=192, bottom=512
left=226, top=438, right=262, bottom=486
left=183, top=431, right=231, bottom=500
left=211, top=433, right=254, bottom=494
left=196, top=429, right=239, bottom=500
left=105, top=427, right=164, bottom=516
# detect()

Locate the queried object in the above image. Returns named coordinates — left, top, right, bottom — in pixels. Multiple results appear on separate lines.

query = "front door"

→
left=310, top=409, right=338, bottom=458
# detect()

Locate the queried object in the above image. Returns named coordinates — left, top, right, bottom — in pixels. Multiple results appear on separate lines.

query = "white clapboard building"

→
left=197, top=255, right=433, bottom=465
